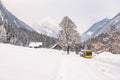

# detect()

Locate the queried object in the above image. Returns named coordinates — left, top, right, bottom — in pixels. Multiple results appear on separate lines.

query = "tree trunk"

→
left=67, top=46, right=70, bottom=54
left=75, top=47, right=79, bottom=54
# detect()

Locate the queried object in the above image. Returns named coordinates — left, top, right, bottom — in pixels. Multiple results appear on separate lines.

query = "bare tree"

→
left=58, top=16, right=80, bottom=54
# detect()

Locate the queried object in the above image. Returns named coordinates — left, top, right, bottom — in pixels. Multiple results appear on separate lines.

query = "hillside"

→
left=0, top=1, right=57, bottom=47
left=0, top=1, right=42, bottom=46
left=81, top=13, right=120, bottom=42
left=81, top=13, right=120, bottom=53
left=81, top=18, right=110, bottom=42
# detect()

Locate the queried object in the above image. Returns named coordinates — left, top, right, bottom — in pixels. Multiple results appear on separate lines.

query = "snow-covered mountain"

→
left=81, top=12, right=120, bottom=42
left=97, top=13, right=120, bottom=35
left=32, top=17, right=60, bottom=38
left=0, top=1, right=35, bottom=32
left=81, top=18, right=110, bottom=42
left=0, top=1, right=41, bottom=46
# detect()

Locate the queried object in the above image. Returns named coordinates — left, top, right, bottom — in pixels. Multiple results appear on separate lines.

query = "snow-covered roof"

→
left=51, top=44, right=62, bottom=49
left=29, top=42, right=42, bottom=47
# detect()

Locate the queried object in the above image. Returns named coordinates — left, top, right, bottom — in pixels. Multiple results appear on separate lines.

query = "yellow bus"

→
left=80, top=50, right=92, bottom=58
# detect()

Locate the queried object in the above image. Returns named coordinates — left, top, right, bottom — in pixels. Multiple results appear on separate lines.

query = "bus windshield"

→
left=86, top=52, right=92, bottom=56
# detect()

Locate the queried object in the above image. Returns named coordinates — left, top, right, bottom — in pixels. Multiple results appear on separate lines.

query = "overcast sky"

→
left=2, top=0, right=120, bottom=34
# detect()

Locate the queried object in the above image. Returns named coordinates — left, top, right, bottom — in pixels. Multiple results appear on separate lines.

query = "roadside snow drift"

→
left=94, top=52, right=120, bottom=66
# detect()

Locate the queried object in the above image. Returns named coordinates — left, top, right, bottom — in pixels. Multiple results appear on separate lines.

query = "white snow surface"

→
left=94, top=52, right=120, bottom=66
left=0, top=43, right=120, bottom=80
left=87, top=31, right=93, bottom=36
left=0, top=43, right=61, bottom=80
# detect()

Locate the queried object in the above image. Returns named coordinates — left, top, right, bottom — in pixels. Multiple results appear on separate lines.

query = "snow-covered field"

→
left=0, top=43, right=120, bottom=80
left=0, top=43, right=61, bottom=80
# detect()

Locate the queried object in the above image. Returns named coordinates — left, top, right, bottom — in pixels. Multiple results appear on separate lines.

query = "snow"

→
left=115, top=19, right=119, bottom=23
left=0, top=43, right=120, bottom=80
left=56, top=53, right=120, bottom=80
left=93, top=52, right=120, bottom=80
left=94, top=52, right=120, bottom=66
left=87, top=31, right=93, bottom=36
left=13, top=20, right=17, bottom=25
left=29, top=42, right=42, bottom=47
left=0, top=43, right=61, bottom=80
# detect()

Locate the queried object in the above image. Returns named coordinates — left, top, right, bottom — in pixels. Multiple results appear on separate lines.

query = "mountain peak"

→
left=81, top=18, right=110, bottom=42
left=39, top=17, right=58, bottom=27
left=32, top=17, right=60, bottom=38
left=113, top=12, right=120, bottom=19
left=116, top=12, right=120, bottom=16
left=81, top=12, right=120, bottom=42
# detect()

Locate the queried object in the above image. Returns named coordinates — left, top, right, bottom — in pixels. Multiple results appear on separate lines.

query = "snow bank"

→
left=94, top=52, right=120, bottom=66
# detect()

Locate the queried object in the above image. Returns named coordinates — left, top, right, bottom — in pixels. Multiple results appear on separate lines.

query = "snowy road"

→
left=56, top=54, right=120, bottom=80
